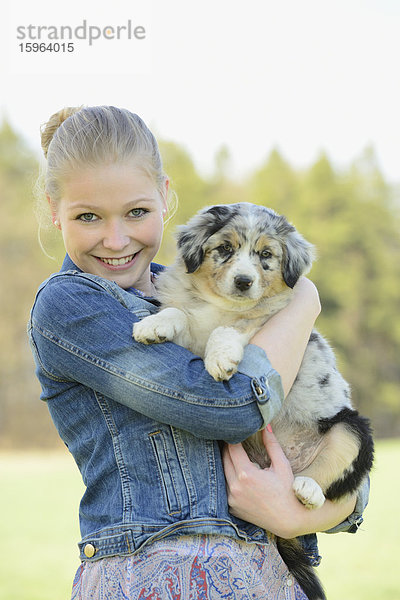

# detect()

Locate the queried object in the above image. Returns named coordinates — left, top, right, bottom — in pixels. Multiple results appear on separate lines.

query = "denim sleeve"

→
left=29, top=275, right=283, bottom=443
left=323, top=475, right=370, bottom=534
left=237, top=344, right=284, bottom=429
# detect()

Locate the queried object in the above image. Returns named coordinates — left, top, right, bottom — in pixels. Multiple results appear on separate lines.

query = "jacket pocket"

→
left=148, top=430, right=182, bottom=516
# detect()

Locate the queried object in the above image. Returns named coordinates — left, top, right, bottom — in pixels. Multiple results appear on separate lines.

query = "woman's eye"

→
left=78, top=213, right=97, bottom=222
left=129, top=208, right=148, bottom=218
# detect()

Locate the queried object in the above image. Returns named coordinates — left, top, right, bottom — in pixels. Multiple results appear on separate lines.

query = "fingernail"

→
left=266, top=423, right=273, bottom=433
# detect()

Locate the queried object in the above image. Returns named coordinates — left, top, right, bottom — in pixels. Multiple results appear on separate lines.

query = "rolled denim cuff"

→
left=237, top=343, right=284, bottom=428
left=298, top=533, right=322, bottom=567
left=324, top=475, right=370, bottom=534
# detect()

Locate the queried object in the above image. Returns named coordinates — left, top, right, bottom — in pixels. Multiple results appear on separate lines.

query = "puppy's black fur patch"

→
left=318, top=408, right=374, bottom=500
left=282, top=232, right=314, bottom=287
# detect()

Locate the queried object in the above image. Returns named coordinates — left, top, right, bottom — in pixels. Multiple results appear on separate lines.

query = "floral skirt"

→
left=71, top=533, right=308, bottom=600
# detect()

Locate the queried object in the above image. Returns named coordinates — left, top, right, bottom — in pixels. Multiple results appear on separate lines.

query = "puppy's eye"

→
left=217, top=243, right=233, bottom=254
left=260, top=249, right=272, bottom=259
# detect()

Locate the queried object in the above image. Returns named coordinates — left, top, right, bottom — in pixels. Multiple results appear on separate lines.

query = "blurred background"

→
left=1, top=1, right=400, bottom=598
left=1, top=126, right=400, bottom=446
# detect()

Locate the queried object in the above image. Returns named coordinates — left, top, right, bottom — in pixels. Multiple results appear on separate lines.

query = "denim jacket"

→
left=28, top=254, right=368, bottom=565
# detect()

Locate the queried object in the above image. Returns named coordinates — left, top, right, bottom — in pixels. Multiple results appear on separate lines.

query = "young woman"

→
left=28, top=105, right=368, bottom=599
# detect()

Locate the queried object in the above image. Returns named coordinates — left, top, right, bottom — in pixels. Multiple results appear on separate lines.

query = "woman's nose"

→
left=103, top=220, right=130, bottom=251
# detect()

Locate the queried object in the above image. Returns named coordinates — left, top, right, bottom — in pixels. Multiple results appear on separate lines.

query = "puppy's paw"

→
left=132, top=314, right=170, bottom=344
left=133, top=308, right=186, bottom=344
left=293, top=476, right=325, bottom=510
left=204, top=350, right=243, bottom=381
left=204, top=327, right=244, bottom=381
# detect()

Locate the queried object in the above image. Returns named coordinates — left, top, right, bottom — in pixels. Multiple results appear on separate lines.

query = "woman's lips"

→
left=94, top=251, right=141, bottom=271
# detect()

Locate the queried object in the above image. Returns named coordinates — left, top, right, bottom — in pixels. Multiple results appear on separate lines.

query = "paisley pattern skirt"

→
left=71, top=533, right=308, bottom=600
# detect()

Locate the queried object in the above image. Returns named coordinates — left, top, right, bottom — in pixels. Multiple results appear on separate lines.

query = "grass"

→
left=0, top=451, right=84, bottom=600
left=318, top=438, right=400, bottom=599
left=0, top=439, right=398, bottom=600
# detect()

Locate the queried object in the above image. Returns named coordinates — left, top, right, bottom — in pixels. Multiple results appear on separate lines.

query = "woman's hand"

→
left=223, top=425, right=300, bottom=538
left=223, top=426, right=357, bottom=539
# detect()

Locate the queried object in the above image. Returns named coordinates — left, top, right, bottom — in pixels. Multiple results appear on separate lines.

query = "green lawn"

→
left=318, top=438, right=400, bottom=600
left=0, top=439, right=398, bottom=600
left=0, top=452, right=84, bottom=600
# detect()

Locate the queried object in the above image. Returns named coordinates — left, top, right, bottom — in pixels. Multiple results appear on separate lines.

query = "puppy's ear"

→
left=282, top=231, right=315, bottom=288
left=176, top=230, right=205, bottom=273
left=176, top=205, right=237, bottom=273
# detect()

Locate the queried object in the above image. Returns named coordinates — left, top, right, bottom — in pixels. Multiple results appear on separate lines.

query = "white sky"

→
left=2, top=0, right=400, bottom=183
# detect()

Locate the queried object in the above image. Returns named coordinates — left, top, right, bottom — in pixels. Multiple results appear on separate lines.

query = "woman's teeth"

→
left=99, top=254, right=135, bottom=266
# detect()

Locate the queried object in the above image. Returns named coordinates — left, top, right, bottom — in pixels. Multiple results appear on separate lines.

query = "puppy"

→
left=133, top=203, right=373, bottom=600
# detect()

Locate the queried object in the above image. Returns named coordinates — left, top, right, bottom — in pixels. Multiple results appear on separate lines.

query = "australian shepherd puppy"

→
left=133, top=203, right=374, bottom=600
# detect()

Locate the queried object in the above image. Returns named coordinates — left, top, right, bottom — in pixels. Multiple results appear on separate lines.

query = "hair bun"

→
left=40, top=106, right=83, bottom=158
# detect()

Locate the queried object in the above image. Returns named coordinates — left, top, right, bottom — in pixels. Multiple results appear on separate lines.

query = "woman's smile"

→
left=94, top=251, right=142, bottom=270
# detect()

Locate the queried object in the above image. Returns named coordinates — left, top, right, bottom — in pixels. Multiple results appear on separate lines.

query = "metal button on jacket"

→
left=84, top=543, right=96, bottom=558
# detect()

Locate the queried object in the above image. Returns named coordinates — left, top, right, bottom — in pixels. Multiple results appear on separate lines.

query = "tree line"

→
left=1, top=119, right=399, bottom=448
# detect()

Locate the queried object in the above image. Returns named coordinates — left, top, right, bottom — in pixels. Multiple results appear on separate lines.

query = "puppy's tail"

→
left=276, top=537, right=326, bottom=600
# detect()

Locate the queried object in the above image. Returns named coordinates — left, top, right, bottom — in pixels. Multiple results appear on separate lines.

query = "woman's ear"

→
left=47, top=195, right=61, bottom=229
left=161, top=178, right=169, bottom=217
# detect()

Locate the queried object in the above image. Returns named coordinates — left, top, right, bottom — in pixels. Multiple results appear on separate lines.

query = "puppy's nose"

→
left=234, top=275, right=253, bottom=291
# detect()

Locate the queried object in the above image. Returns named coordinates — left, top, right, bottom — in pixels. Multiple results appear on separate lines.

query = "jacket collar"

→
left=60, top=254, right=82, bottom=273
left=59, top=254, right=164, bottom=299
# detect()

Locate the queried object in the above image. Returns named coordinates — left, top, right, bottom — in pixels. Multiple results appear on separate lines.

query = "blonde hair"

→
left=35, top=105, right=177, bottom=253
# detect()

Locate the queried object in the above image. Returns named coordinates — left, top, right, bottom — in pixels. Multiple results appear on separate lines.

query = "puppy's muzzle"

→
left=234, top=275, right=253, bottom=291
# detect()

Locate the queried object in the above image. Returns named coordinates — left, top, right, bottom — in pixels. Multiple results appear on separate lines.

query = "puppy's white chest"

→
left=181, top=304, right=228, bottom=356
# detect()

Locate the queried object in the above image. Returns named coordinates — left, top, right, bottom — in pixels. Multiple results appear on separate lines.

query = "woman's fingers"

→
left=222, top=432, right=299, bottom=534
left=222, top=444, right=235, bottom=481
left=261, top=426, right=291, bottom=472
left=225, top=442, right=253, bottom=477
left=224, top=428, right=290, bottom=479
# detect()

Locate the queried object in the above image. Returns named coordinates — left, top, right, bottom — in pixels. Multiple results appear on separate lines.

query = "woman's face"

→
left=52, top=163, right=168, bottom=292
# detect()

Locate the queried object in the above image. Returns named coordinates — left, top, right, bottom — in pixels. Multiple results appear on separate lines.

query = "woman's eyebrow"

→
left=67, top=197, right=158, bottom=211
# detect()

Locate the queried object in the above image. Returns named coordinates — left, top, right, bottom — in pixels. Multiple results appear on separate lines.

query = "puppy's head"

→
left=176, top=203, right=314, bottom=306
